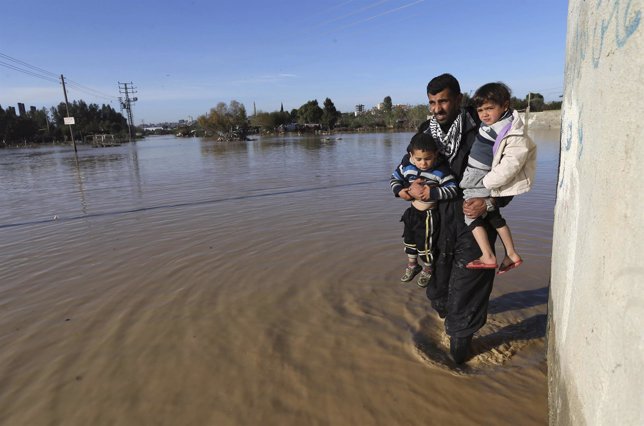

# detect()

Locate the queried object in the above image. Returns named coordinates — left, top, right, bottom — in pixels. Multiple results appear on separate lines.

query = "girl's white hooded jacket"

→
left=482, top=109, right=537, bottom=197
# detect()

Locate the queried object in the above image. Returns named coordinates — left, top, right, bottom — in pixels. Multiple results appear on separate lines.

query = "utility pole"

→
left=60, top=74, right=77, bottom=152
left=118, top=82, right=138, bottom=142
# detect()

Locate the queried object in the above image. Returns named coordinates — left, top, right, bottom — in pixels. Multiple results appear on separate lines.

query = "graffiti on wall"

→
left=563, top=107, right=584, bottom=158
left=567, top=0, right=641, bottom=81
left=561, top=0, right=641, bottom=169
left=591, top=0, right=641, bottom=67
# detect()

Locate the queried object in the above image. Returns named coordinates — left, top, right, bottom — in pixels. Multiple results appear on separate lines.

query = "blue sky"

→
left=1, top=0, right=569, bottom=123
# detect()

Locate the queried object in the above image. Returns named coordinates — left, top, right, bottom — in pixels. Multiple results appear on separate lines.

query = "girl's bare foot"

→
left=498, top=255, right=524, bottom=274
left=501, top=253, right=522, bottom=268
left=466, top=254, right=498, bottom=269
left=478, top=253, right=498, bottom=266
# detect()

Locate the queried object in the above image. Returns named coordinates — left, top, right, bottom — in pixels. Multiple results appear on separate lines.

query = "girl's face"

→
left=476, top=101, right=509, bottom=126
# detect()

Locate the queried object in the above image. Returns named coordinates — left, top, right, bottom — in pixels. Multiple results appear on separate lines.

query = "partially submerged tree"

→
left=321, top=98, right=339, bottom=129
left=250, top=110, right=290, bottom=131
left=198, top=100, right=249, bottom=140
left=297, top=100, right=323, bottom=124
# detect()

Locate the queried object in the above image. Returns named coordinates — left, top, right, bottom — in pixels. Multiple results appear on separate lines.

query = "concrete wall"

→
left=549, top=1, right=644, bottom=425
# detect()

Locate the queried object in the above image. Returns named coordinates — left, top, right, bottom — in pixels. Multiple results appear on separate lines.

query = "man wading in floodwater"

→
left=407, top=73, right=511, bottom=364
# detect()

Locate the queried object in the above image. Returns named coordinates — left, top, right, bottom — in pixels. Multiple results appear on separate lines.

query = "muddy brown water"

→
left=0, top=131, right=558, bottom=425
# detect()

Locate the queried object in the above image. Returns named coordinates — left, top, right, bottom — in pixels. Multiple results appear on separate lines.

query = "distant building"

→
left=18, top=103, right=26, bottom=116
left=7, top=106, right=16, bottom=115
left=376, top=102, right=384, bottom=110
left=354, top=104, right=365, bottom=116
left=30, top=106, right=37, bottom=115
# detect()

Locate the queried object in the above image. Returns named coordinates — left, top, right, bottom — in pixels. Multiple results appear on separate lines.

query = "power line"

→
left=64, top=81, right=119, bottom=101
left=0, top=51, right=118, bottom=102
left=0, top=52, right=59, bottom=79
left=65, top=78, right=119, bottom=101
left=0, top=60, right=60, bottom=84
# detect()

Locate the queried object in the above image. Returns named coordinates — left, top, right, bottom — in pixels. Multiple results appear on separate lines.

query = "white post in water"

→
left=549, top=1, right=644, bottom=424
left=524, top=92, right=530, bottom=135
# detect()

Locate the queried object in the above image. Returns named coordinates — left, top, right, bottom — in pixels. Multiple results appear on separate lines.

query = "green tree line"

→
left=0, top=101, right=128, bottom=146
left=197, top=92, right=562, bottom=139
left=2, top=90, right=561, bottom=145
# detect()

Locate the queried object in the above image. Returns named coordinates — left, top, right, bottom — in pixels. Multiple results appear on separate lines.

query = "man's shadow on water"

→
left=468, top=286, right=550, bottom=359
left=471, top=314, right=548, bottom=358
left=487, top=286, right=550, bottom=315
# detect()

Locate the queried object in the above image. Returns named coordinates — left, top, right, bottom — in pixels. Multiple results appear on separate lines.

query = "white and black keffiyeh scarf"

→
left=425, top=110, right=477, bottom=162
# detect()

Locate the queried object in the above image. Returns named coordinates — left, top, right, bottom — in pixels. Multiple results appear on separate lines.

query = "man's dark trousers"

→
left=426, top=198, right=496, bottom=337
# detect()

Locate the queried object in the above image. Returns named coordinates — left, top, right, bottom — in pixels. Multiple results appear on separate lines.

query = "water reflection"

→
left=72, top=153, right=88, bottom=215
left=200, top=139, right=250, bottom=156
left=127, top=142, right=143, bottom=198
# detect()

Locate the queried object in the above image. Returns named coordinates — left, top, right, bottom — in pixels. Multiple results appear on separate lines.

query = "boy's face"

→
left=476, top=101, right=509, bottom=126
left=410, top=149, right=437, bottom=171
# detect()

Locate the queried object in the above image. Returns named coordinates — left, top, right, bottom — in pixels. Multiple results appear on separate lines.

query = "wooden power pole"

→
left=60, top=74, right=77, bottom=152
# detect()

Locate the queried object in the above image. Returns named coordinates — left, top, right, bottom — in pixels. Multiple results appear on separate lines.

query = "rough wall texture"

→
left=549, top=1, right=644, bottom=425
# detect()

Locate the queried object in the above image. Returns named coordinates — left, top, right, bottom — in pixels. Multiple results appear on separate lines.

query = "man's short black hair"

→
left=409, top=132, right=438, bottom=154
left=426, top=73, right=461, bottom=96
left=472, top=82, right=512, bottom=107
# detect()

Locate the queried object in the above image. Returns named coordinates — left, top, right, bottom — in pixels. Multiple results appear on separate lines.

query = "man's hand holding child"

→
left=408, top=179, right=432, bottom=201
left=399, top=188, right=414, bottom=201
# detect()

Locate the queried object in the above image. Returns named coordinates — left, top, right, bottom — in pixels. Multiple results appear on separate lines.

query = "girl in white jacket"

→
left=461, top=82, right=537, bottom=274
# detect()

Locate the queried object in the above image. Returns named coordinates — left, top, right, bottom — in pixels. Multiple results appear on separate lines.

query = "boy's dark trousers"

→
left=400, top=205, right=440, bottom=268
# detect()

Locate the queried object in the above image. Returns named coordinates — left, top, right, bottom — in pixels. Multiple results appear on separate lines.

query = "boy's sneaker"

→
left=400, top=264, right=422, bottom=282
left=416, top=269, right=432, bottom=288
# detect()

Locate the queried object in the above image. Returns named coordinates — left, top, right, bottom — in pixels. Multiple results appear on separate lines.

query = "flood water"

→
left=0, top=130, right=559, bottom=425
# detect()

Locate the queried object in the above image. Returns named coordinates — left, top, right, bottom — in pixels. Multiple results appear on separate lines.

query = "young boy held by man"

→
left=390, top=133, right=458, bottom=287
